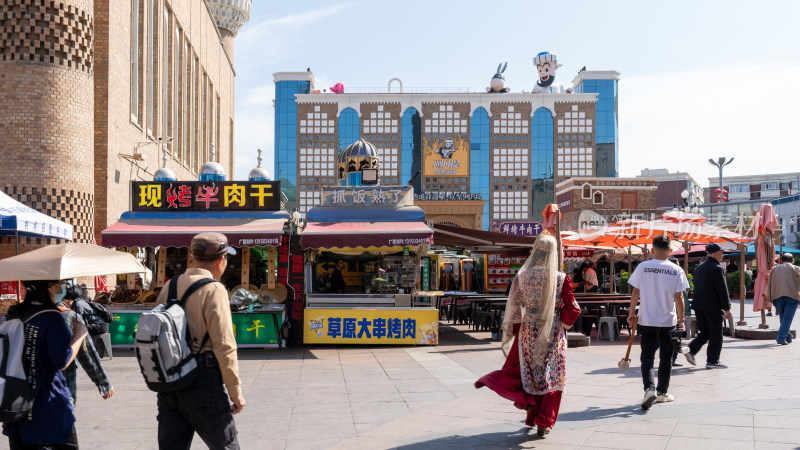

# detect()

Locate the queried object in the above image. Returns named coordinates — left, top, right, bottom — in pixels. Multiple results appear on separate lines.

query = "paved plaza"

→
left=70, top=301, right=800, bottom=449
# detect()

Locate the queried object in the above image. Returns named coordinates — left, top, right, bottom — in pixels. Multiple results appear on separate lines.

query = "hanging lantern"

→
left=714, top=188, right=722, bottom=193
left=722, top=189, right=728, bottom=194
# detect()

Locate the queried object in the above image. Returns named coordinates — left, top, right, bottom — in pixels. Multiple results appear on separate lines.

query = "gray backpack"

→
left=134, top=276, right=216, bottom=392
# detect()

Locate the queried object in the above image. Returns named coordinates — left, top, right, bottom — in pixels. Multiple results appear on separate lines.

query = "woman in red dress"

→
left=475, top=233, right=580, bottom=437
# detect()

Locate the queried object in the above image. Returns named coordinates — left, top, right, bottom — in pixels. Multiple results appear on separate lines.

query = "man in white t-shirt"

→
left=627, top=234, right=689, bottom=409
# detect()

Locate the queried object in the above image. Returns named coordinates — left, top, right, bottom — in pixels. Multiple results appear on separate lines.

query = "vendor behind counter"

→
left=313, top=251, right=417, bottom=295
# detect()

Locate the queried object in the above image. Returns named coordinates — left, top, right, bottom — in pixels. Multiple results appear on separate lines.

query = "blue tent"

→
left=727, top=242, right=800, bottom=257
left=0, top=191, right=73, bottom=253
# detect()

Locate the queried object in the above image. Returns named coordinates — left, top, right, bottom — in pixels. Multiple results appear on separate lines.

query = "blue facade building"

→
left=572, top=71, right=620, bottom=178
left=273, top=69, right=619, bottom=229
left=274, top=73, right=313, bottom=211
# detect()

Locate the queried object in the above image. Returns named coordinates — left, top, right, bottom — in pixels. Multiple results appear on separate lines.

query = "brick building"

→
left=636, top=168, right=704, bottom=209
left=0, top=0, right=249, bottom=257
left=556, top=177, right=659, bottom=230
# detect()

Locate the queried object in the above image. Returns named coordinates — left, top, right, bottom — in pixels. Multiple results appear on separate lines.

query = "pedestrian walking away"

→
left=57, top=283, right=115, bottom=405
left=475, top=233, right=581, bottom=437
left=684, top=243, right=733, bottom=369
left=154, top=233, right=245, bottom=450
left=627, top=234, right=689, bottom=409
left=768, top=253, right=800, bottom=345
left=3, top=280, right=89, bottom=450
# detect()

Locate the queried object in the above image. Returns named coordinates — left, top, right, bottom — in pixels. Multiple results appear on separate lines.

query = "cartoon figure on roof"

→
left=486, top=62, right=510, bottom=93
left=532, top=51, right=573, bottom=94
left=436, top=139, right=457, bottom=159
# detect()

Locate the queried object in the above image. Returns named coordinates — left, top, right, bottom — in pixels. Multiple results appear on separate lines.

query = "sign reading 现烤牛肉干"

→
left=491, top=221, right=544, bottom=237
left=132, top=181, right=281, bottom=212
left=304, top=308, right=439, bottom=345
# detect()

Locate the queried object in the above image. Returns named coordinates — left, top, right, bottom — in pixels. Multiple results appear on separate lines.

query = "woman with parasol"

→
left=475, top=233, right=580, bottom=437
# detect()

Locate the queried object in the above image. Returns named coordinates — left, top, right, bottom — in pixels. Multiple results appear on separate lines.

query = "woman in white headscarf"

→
left=475, top=233, right=580, bottom=437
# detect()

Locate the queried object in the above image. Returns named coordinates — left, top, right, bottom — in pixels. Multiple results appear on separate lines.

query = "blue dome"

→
left=338, top=139, right=378, bottom=163
left=199, top=161, right=226, bottom=181
left=154, top=167, right=177, bottom=181
left=249, top=166, right=271, bottom=181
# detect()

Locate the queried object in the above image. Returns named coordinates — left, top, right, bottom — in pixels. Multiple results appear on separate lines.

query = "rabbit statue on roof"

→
left=486, top=62, right=510, bottom=93
left=532, top=51, right=573, bottom=94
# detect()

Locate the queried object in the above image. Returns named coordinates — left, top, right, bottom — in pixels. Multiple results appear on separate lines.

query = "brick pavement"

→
left=70, top=301, right=800, bottom=449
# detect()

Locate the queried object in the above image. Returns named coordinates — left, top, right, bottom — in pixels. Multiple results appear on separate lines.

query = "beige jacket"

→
left=768, top=263, right=800, bottom=302
left=156, top=268, right=241, bottom=399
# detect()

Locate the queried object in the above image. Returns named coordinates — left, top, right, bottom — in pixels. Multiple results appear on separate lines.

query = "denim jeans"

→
left=774, top=296, right=799, bottom=344
left=639, top=325, right=674, bottom=394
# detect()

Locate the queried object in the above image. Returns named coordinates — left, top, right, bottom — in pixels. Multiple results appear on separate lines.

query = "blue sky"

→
left=233, top=0, right=800, bottom=186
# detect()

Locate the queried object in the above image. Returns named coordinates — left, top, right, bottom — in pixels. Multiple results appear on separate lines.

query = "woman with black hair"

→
left=2, top=280, right=88, bottom=450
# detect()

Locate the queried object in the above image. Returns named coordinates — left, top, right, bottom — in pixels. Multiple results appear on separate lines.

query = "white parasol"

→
left=0, top=243, right=146, bottom=281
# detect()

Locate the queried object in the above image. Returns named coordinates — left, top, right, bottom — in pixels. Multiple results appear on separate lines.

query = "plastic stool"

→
left=683, top=316, right=698, bottom=338
left=597, top=317, right=620, bottom=341
left=92, top=333, right=113, bottom=359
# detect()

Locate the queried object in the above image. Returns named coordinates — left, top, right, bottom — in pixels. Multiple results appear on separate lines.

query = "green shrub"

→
left=726, top=271, right=752, bottom=294
left=618, top=270, right=631, bottom=293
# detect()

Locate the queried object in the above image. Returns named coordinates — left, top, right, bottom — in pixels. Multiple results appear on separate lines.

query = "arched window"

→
left=338, top=108, right=360, bottom=153
left=593, top=191, right=604, bottom=205
left=582, top=183, right=592, bottom=199
left=401, top=108, right=421, bottom=188
left=470, top=107, right=490, bottom=229
left=531, top=107, right=554, bottom=216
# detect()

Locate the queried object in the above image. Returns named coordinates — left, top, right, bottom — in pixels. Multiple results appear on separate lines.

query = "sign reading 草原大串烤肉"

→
left=423, top=135, right=469, bottom=177
left=320, top=186, right=413, bottom=207
left=304, top=308, right=439, bottom=345
left=132, top=181, right=281, bottom=212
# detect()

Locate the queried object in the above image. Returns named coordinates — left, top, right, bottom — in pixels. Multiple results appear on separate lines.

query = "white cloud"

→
left=619, top=63, right=800, bottom=186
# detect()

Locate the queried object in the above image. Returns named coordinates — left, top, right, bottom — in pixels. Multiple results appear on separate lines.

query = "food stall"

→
left=300, top=140, right=438, bottom=345
left=101, top=159, right=290, bottom=348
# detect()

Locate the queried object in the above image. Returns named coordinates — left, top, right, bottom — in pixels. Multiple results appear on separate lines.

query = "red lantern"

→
left=715, top=194, right=721, bottom=199
left=715, top=188, right=722, bottom=193
left=722, top=189, right=728, bottom=194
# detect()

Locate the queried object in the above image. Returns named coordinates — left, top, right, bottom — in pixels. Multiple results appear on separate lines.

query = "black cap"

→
left=191, top=232, right=237, bottom=260
left=706, top=243, right=722, bottom=254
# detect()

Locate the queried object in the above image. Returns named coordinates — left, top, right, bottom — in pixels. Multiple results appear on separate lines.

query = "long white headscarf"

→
left=500, top=233, right=560, bottom=358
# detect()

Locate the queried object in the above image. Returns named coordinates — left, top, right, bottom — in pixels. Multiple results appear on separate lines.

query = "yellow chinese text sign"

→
left=304, top=308, right=439, bottom=345
left=422, top=135, right=469, bottom=177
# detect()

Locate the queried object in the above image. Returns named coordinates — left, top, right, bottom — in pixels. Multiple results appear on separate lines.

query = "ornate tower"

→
left=207, top=0, right=252, bottom=63
left=0, top=0, right=95, bottom=251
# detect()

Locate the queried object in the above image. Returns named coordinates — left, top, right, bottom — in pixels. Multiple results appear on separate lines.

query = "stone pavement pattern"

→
left=67, top=303, right=800, bottom=449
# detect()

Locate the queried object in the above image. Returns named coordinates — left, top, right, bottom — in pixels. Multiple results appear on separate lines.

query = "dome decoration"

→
left=207, top=0, right=252, bottom=36
left=338, top=139, right=380, bottom=186
left=248, top=149, right=271, bottom=181
left=154, top=140, right=177, bottom=181
left=199, top=143, right=227, bottom=182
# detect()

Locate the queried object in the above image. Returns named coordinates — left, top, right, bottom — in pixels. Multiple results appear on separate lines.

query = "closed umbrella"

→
left=0, top=243, right=146, bottom=281
left=752, top=204, right=777, bottom=327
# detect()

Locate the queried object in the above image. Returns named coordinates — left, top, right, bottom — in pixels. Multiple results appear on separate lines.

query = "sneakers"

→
left=778, top=340, right=789, bottom=346
left=641, top=389, right=657, bottom=409
left=681, top=347, right=696, bottom=366
left=706, top=362, right=728, bottom=369
left=656, top=392, right=675, bottom=403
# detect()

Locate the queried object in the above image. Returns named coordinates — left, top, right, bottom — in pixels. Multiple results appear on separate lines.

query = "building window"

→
left=729, top=183, right=748, bottom=193
left=202, top=71, right=207, bottom=159
left=162, top=7, right=172, bottom=153
left=192, top=55, right=200, bottom=170
left=762, top=182, right=779, bottom=191
left=216, top=94, right=221, bottom=160
left=146, top=0, right=157, bottom=135
left=582, top=183, right=592, bottom=199
left=338, top=108, right=360, bottom=151
left=593, top=191, right=604, bottom=205
left=130, top=0, right=143, bottom=124
left=175, top=25, right=183, bottom=162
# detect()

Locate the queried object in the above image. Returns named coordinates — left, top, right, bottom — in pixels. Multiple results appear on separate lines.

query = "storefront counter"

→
left=108, top=305, right=284, bottom=348
left=304, top=307, right=439, bottom=345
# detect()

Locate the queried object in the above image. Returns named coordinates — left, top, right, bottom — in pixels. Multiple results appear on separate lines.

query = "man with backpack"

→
left=62, top=283, right=113, bottom=337
left=153, top=233, right=244, bottom=450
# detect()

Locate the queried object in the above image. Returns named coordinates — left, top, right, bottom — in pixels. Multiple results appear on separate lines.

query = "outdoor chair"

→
left=580, top=307, right=601, bottom=337
left=598, top=316, right=620, bottom=341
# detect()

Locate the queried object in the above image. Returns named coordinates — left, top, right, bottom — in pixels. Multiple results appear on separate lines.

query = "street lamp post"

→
left=708, top=157, right=734, bottom=203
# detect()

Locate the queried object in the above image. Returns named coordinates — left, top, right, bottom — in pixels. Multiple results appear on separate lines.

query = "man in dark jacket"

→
left=683, top=243, right=733, bottom=369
